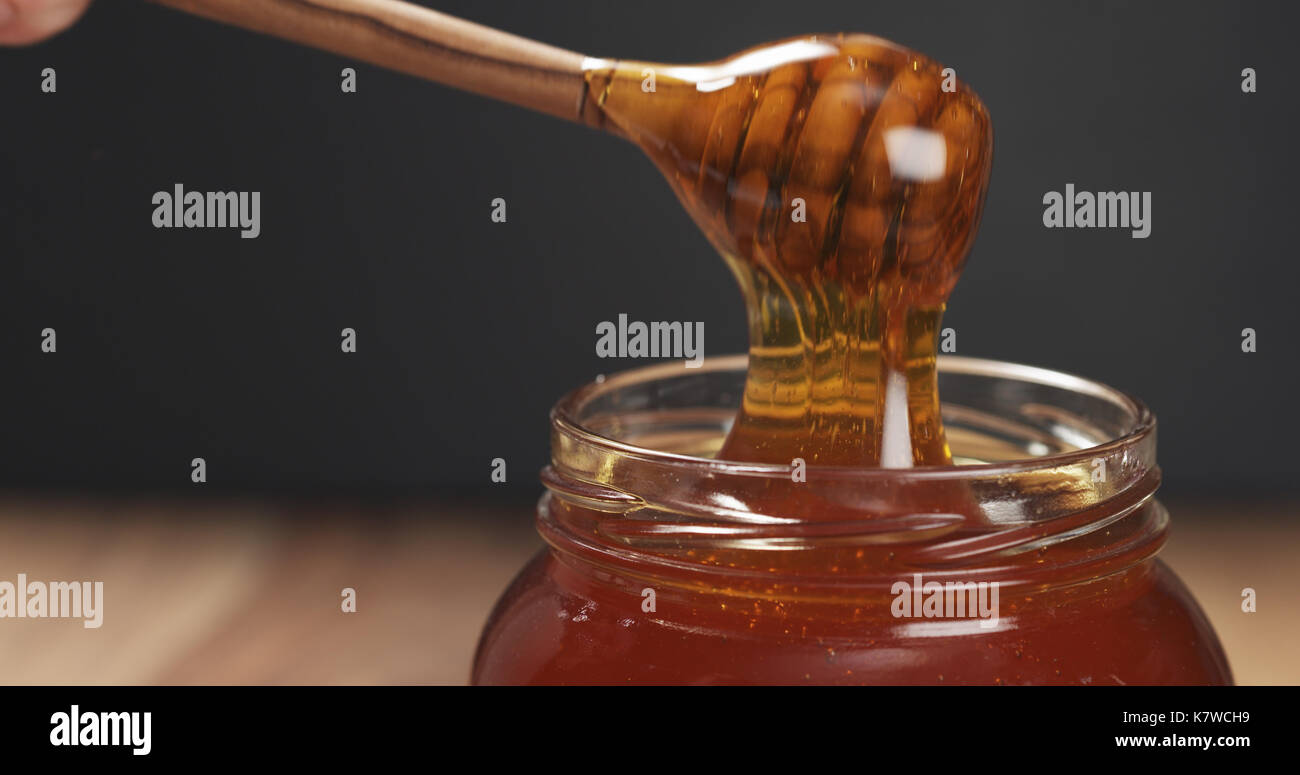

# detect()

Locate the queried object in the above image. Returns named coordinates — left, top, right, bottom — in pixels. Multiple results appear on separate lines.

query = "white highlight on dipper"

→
left=884, top=127, right=947, bottom=182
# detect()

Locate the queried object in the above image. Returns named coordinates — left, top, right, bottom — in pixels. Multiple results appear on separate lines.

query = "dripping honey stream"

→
left=580, top=37, right=993, bottom=467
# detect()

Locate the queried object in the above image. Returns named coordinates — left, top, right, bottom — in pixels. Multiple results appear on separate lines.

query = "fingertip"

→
left=0, top=0, right=93, bottom=46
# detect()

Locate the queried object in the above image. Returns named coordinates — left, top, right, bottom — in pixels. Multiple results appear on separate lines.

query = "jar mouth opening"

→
left=542, top=355, right=1165, bottom=590
left=551, top=354, right=1155, bottom=483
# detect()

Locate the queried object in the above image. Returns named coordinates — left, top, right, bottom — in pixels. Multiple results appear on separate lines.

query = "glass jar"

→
left=472, top=355, right=1232, bottom=685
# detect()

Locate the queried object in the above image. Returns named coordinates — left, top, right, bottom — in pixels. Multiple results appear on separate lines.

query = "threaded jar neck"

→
left=539, top=355, right=1164, bottom=599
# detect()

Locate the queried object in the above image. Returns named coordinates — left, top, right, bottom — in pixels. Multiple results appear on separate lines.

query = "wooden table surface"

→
left=0, top=494, right=1294, bottom=685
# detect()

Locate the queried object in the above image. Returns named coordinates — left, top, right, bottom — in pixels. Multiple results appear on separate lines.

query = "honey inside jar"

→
left=581, top=35, right=992, bottom=467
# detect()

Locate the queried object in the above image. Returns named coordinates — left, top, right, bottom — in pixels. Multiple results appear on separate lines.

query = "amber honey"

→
left=580, top=35, right=993, bottom=467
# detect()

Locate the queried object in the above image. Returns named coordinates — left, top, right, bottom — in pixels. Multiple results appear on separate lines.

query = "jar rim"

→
left=551, top=354, right=1155, bottom=482
left=542, top=354, right=1166, bottom=592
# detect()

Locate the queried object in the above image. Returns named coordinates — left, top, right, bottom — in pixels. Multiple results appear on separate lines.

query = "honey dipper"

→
left=149, top=0, right=994, bottom=468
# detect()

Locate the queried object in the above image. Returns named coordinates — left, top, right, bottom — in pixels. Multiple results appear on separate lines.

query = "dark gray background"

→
left=0, top=0, right=1295, bottom=499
